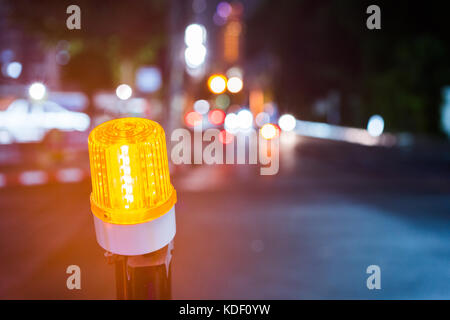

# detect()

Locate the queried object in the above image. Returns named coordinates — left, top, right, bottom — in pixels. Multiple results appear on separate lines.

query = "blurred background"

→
left=1, top=0, right=450, bottom=299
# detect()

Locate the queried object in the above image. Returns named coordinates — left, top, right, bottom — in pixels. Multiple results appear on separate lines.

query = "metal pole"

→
left=110, top=241, right=174, bottom=300
left=114, top=257, right=129, bottom=300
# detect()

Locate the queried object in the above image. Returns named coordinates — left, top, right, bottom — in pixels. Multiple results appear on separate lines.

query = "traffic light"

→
left=88, top=117, right=177, bottom=256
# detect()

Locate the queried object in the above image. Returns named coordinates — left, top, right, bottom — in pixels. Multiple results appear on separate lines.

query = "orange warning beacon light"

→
left=88, top=117, right=177, bottom=255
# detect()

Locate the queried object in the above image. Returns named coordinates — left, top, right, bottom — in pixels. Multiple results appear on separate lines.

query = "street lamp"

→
left=88, top=117, right=177, bottom=299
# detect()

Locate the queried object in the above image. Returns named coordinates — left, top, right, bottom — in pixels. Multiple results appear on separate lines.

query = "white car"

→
left=0, top=99, right=90, bottom=143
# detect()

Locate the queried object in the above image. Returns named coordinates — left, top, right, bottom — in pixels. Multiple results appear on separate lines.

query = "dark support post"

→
left=110, top=241, right=174, bottom=300
left=114, top=257, right=129, bottom=300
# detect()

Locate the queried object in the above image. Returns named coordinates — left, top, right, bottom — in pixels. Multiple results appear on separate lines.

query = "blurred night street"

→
left=1, top=136, right=450, bottom=299
left=1, top=0, right=450, bottom=301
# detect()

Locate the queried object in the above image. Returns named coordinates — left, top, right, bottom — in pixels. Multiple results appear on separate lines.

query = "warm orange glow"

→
left=208, top=74, right=227, bottom=94
left=250, top=89, right=264, bottom=115
left=224, top=21, right=241, bottom=63
left=260, top=123, right=278, bottom=140
left=88, top=117, right=176, bottom=225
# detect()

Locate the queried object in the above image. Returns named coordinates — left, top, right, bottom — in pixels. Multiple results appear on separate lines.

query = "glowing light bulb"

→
left=88, top=118, right=177, bottom=255
left=88, top=117, right=176, bottom=225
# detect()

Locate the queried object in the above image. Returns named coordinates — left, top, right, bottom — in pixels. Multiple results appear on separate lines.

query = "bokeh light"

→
left=255, top=112, right=270, bottom=127
left=185, top=111, right=203, bottom=127
left=185, top=45, right=207, bottom=68
left=208, top=109, right=226, bottom=125
left=215, top=94, right=230, bottom=109
left=116, top=84, right=132, bottom=100
left=136, top=66, right=162, bottom=93
left=1, top=49, right=13, bottom=63
left=217, top=2, right=232, bottom=19
left=184, top=24, right=207, bottom=47
left=227, top=76, right=243, bottom=93
left=28, top=82, right=46, bottom=100
left=367, top=115, right=384, bottom=137
left=224, top=112, right=238, bottom=133
left=260, top=123, right=278, bottom=140
left=226, top=66, right=243, bottom=79
left=193, top=99, right=210, bottom=115
left=237, top=109, right=253, bottom=130
left=5, top=61, right=22, bottom=79
left=184, top=23, right=207, bottom=70
left=278, top=114, right=296, bottom=131
left=208, top=74, right=227, bottom=94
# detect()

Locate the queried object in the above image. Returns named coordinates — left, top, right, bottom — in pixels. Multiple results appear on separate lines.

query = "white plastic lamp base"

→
left=93, top=206, right=176, bottom=256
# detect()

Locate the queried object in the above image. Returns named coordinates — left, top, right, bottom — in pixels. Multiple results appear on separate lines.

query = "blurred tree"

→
left=7, top=0, right=168, bottom=96
left=246, top=0, right=450, bottom=135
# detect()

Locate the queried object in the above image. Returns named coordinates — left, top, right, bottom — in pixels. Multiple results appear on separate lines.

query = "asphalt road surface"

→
left=1, top=136, right=450, bottom=299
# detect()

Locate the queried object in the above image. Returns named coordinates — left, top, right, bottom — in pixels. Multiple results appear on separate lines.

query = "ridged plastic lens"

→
left=88, top=118, right=176, bottom=225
